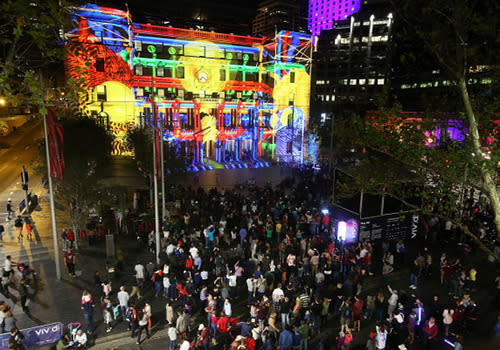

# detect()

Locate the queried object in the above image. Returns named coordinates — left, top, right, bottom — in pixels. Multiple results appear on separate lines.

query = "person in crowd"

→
left=73, top=329, right=88, bottom=349
left=80, top=290, right=95, bottom=334
left=8, top=327, right=25, bottom=350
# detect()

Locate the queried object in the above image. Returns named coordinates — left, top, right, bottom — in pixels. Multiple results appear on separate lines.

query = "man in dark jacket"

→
left=18, top=279, right=29, bottom=314
left=9, top=328, right=25, bottom=349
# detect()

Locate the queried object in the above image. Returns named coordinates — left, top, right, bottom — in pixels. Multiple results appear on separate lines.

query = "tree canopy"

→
left=0, top=0, right=71, bottom=109
left=333, top=0, right=500, bottom=258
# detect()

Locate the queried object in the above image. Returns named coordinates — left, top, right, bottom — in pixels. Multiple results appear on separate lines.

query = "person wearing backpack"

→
left=339, top=299, right=352, bottom=333
left=14, top=216, right=23, bottom=241
left=126, top=304, right=138, bottom=338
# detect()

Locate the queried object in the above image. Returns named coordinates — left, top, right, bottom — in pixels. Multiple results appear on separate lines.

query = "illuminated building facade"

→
left=308, top=0, right=362, bottom=36
left=65, top=4, right=314, bottom=169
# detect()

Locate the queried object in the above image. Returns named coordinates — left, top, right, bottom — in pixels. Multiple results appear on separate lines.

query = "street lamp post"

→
left=43, top=114, right=62, bottom=280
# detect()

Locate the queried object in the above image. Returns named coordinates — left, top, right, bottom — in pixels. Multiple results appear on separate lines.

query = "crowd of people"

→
left=59, top=170, right=498, bottom=350
left=3, top=168, right=500, bottom=349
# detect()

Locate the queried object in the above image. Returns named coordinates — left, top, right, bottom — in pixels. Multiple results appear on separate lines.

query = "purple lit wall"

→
left=308, top=0, right=362, bottom=36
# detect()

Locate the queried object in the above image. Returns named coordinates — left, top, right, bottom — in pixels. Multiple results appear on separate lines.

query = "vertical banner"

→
left=155, top=127, right=162, bottom=180
left=46, top=109, right=65, bottom=182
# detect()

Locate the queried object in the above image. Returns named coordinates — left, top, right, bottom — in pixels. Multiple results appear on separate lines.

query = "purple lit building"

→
left=308, top=0, right=362, bottom=36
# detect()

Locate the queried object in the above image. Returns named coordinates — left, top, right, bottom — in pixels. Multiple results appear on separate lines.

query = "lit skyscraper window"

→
left=308, top=0, right=362, bottom=36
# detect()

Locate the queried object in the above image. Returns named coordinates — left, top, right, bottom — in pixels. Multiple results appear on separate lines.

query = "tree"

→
left=333, top=0, right=500, bottom=259
left=0, top=0, right=71, bottom=109
left=127, top=125, right=187, bottom=177
left=36, top=115, right=114, bottom=232
left=127, top=126, right=154, bottom=177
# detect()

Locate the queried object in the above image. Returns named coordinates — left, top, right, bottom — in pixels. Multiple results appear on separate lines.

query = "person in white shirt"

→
left=163, top=275, right=171, bottom=298
left=200, top=269, right=209, bottom=283
left=224, top=298, right=232, bottom=317
left=166, top=243, right=176, bottom=255
left=135, top=263, right=145, bottom=289
left=360, top=247, right=368, bottom=259
left=189, top=245, right=199, bottom=259
left=247, top=276, right=256, bottom=304
left=375, top=325, right=387, bottom=349
left=117, top=286, right=129, bottom=320
left=136, top=312, right=150, bottom=345
left=387, top=285, right=398, bottom=318
left=74, top=329, right=87, bottom=347
left=3, top=256, right=14, bottom=279
left=272, top=284, right=285, bottom=303
left=179, top=339, right=191, bottom=350
left=227, top=271, right=237, bottom=296
left=168, top=323, right=177, bottom=350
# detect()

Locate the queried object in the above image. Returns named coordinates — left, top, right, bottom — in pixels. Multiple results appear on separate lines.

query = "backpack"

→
left=125, top=308, right=136, bottom=322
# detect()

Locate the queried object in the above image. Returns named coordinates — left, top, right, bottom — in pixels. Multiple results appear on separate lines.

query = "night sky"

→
left=90, top=0, right=258, bottom=32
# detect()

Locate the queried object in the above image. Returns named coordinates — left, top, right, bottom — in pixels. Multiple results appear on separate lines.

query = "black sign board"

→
left=360, top=213, right=419, bottom=242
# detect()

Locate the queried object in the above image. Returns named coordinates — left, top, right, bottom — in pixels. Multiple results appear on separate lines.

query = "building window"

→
left=220, top=69, right=226, bottom=81
left=377, top=78, right=385, bottom=85
left=135, top=65, right=143, bottom=76
left=95, top=58, right=105, bottom=72
left=136, top=87, right=144, bottom=97
left=176, top=66, right=185, bottom=79
left=157, top=88, right=165, bottom=97
left=290, top=71, right=295, bottom=83
left=368, top=79, right=375, bottom=85
left=157, top=66, right=165, bottom=77
left=96, top=85, right=106, bottom=101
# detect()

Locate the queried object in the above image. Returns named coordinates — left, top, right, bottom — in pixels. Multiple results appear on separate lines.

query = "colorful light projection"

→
left=367, top=111, right=467, bottom=147
left=66, top=4, right=314, bottom=169
left=308, top=0, right=362, bottom=36
left=337, top=219, right=359, bottom=243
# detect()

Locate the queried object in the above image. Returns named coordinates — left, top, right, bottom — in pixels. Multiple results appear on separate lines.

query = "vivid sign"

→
left=0, top=322, right=63, bottom=349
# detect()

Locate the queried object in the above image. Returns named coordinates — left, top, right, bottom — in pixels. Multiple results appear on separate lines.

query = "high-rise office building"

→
left=253, top=0, right=308, bottom=38
left=312, top=3, right=393, bottom=115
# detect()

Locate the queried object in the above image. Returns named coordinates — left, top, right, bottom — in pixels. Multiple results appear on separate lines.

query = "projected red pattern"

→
left=66, top=19, right=134, bottom=89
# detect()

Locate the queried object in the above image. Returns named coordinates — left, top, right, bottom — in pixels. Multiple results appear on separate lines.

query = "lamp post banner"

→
left=0, top=322, right=63, bottom=349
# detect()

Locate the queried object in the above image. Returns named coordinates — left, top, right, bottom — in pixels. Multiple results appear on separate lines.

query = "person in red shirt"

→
left=64, top=249, right=76, bottom=277
left=66, top=230, right=75, bottom=249
left=423, top=317, right=438, bottom=347
left=216, top=312, right=230, bottom=347
left=197, top=324, right=209, bottom=349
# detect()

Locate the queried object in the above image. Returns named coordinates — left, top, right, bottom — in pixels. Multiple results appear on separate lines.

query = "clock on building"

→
left=196, top=70, right=209, bottom=83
